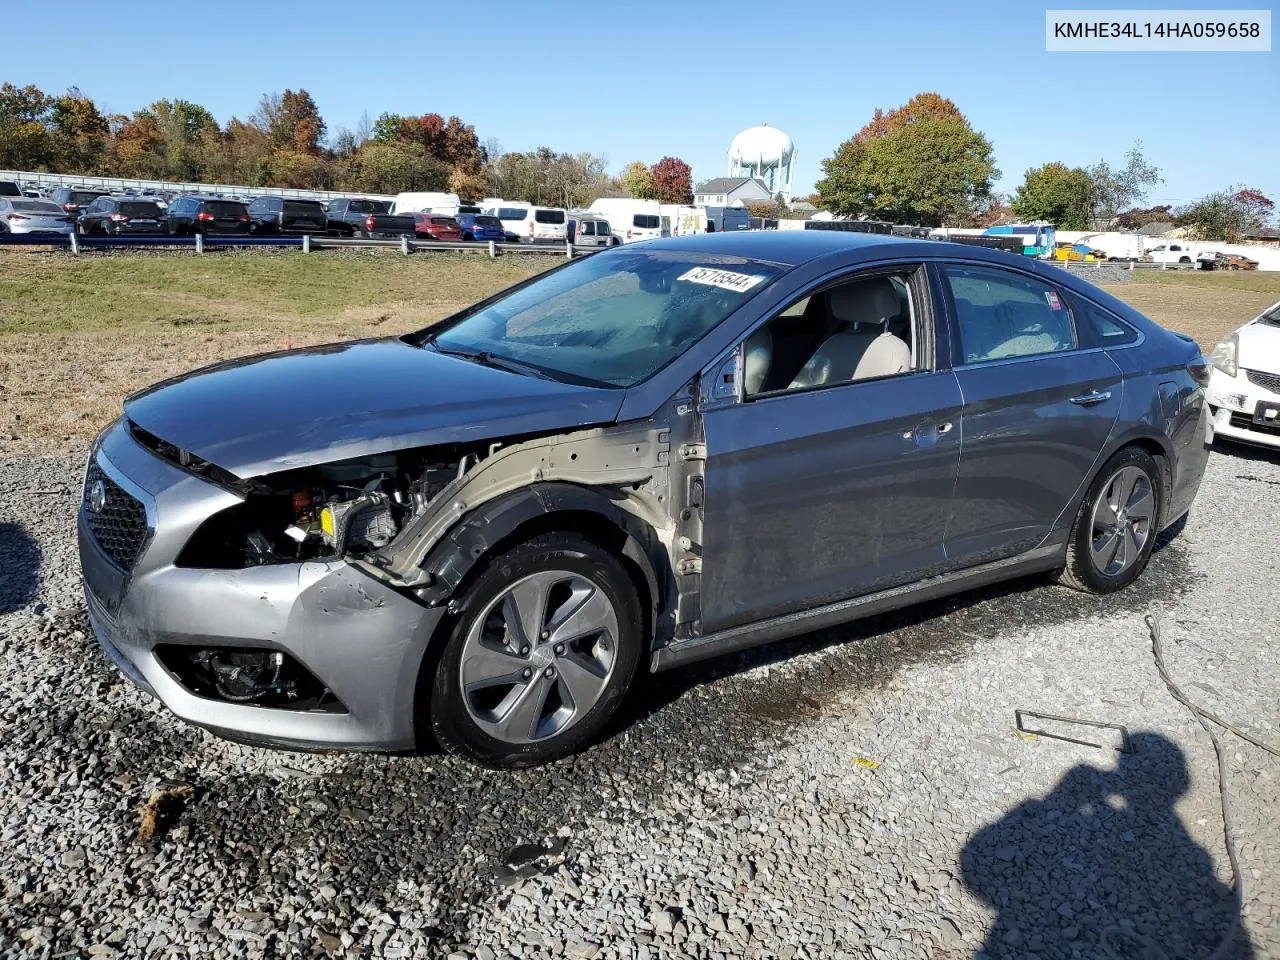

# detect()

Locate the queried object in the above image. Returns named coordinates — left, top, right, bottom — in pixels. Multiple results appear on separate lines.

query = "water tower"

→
left=727, top=124, right=795, bottom=203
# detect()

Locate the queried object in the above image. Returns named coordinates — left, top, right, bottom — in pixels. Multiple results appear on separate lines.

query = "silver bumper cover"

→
left=78, top=420, right=445, bottom=751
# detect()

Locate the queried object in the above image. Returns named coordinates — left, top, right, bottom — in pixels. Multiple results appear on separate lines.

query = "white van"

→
left=484, top=202, right=568, bottom=243
left=390, top=192, right=460, bottom=215
left=586, top=198, right=663, bottom=243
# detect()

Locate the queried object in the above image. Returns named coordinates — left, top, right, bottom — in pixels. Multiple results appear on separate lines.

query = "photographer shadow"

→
left=960, top=732, right=1253, bottom=959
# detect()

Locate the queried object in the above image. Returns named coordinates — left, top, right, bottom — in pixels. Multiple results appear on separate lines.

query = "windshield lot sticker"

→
left=678, top=267, right=767, bottom=293
left=1045, top=291, right=1063, bottom=311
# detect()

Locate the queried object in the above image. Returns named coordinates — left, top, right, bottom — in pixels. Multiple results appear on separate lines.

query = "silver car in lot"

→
left=78, top=232, right=1211, bottom=767
left=0, top=197, right=75, bottom=235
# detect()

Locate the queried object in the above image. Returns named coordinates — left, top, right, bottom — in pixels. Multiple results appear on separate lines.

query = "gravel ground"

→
left=1, top=445, right=1277, bottom=959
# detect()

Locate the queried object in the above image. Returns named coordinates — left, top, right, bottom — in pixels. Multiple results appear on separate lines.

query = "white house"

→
left=693, top=177, right=774, bottom=208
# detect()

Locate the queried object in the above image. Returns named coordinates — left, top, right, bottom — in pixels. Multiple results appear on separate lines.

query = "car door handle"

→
left=1069, top=390, right=1112, bottom=406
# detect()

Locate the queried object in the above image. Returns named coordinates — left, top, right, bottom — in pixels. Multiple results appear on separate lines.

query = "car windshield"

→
left=1260, top=303, right=1280, bottom=326
left=423, top=250, right=784, bottom=387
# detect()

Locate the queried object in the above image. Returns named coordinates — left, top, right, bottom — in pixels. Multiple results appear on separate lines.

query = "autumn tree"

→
left=1011, top=162, right=1093, bottom=229
left=815, top=93, right=996, bottom=225
left=339, top=141, right=448, bottom=194
left=650, top=157, right=693, bottom=204
left=49, top=90, right=108, bottom=173
left=1175, top=187, right=1276, bottom=240
left=620, top=161, right=656, bottom=199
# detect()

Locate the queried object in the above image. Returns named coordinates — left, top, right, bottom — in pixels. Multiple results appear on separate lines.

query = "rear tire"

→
left=1057, top=447, right=1161, bottom=594
left=427, top=532, right=643, bottom=768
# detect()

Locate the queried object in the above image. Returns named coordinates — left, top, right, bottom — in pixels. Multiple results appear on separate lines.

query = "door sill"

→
left=651, top=544, right=1064, bottom=672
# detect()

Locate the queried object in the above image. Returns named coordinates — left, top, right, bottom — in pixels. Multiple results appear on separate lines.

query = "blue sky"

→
left=8, top=0, right=1277, bottom=206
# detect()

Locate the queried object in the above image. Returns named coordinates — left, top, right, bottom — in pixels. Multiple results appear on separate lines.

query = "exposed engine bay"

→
left=177, top=444, right=495, bottom=568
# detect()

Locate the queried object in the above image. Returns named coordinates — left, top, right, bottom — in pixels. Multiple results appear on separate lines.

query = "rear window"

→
left=633, top=214, right=660, bottom=229
left=475, top=215, right=500, bottom=226
left=369, top=201, right=390, bottom=214
left=535, top=209, right=566, bottom=225
left=72, top=191, right=107, bottom=204
left=498, top=207, right=528, bottom=221
left=9, top=200, right=62, bottom=214
left=431, top=217, right=457, bottom=225
left=120, top=202, right=163, bottom=217
left=283, top=200, right=325, bottom=217
left=0, top=182, right=22, bottom=197
left=204, top=201, right=247, bottom=217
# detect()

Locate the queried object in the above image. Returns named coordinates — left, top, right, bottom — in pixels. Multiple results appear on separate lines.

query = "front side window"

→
left=943, top=264, right=1076, bottom=364
left=742, top=270, right=920, bottom=396
left=424, top=250, right=784, bottom=388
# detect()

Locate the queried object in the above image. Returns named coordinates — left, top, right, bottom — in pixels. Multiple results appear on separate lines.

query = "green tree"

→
left=0, top=82, right=54, bottom=169
left=339, top=141, right=448, bottom=193
left=1087, top=142, right=1161, bottom=222
left=816, top=93, right=996, bottom=226
left=1011, top=162, right=1093, bottom=229
left=139, top=99, right=219, bottom=178
left=620, top=161, right=656, bottom=199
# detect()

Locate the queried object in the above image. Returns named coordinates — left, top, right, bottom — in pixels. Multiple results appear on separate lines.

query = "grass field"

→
left=2, top=249, right=1278, bottom=456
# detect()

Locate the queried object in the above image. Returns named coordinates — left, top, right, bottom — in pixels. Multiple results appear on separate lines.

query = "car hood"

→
left=1238, top=315, right=1280, bottom=374
left=124, top=338, right=626, bottom=478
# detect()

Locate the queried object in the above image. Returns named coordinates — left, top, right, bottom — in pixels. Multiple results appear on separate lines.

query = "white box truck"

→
left=586, top=198, right=663, bottom=243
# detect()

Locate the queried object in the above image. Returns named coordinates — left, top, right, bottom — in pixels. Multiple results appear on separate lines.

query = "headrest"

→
left=829, top=278, right=900, bottom=329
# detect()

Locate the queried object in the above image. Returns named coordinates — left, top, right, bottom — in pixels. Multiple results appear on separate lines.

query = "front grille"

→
left=1229, top=412, right=1280, bottom=437
left=1245, top=368, right=1280, bottom=395
left=84, top=462, right=149, bottom=570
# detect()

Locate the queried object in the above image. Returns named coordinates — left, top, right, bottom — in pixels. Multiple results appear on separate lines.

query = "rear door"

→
left=936, top=261, right=1122, bottom=565
left=698, top=262, right=962, bottom=634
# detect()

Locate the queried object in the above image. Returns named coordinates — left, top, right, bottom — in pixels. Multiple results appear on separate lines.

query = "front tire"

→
left=427, top=532, right=643, bottom=768
left=1058, top=447, right=1161, bottom=594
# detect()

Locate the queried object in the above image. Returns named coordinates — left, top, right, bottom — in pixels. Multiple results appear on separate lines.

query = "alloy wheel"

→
left=1089, top=465, right=1154, bottom=577
left=458, top=570, right=619, bottom=745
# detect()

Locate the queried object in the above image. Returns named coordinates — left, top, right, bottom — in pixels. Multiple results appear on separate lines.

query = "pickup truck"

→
left=325, top=198, right=416, bottom=239
left=1145, top=241, right=1214, bottom=269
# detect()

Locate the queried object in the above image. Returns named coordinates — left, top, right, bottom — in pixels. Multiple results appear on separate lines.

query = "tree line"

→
left=0, top=82, right=693, bottom=207
left=812, top=92, right=1275, bottom=241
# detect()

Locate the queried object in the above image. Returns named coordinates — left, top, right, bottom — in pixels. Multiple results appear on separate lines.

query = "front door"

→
left=697, top=264, right=962, bottom=635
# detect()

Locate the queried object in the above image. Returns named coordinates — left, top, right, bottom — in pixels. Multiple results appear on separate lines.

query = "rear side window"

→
left=580, top=222, right=595, bottom=235
left=1068, top=293, right=1140, bottom=347
left=204, top=201, right=247, bottom=217
left=284, top=201, right=324, bottom=217
left=633, top=214, right=660, bottom=229
left=535, top=209, right=566, bottom=224
left=498, top=207, right=528, bottom=220
left=943, top=264, right=1077, bottom=364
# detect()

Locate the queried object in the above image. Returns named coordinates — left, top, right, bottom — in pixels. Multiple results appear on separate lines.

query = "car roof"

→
left=641, top=230, right=1056, bottom=271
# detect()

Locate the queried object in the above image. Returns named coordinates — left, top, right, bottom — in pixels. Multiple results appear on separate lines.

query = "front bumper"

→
left=78, top=420, right=446, bottom=751
left=1206, top=367, right=1280, bottom=449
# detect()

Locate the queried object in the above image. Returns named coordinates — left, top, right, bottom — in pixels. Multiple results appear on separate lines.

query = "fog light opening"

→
left=156, top=645, right=347, bottom=713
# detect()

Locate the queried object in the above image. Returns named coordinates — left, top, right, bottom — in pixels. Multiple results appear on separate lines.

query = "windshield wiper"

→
left=426, top=338, right=555, bottom=380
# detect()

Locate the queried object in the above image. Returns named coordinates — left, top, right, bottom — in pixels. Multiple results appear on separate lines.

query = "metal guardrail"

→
left=0, top=232, right=594, bottom=258
left=0, top=168, right=391, bottom=203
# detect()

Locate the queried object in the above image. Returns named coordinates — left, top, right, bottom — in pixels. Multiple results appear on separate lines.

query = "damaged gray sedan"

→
left=79, top=232, right=1211, bottom=767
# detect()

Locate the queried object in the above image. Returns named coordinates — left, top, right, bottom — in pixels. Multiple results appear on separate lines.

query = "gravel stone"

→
left=0, top=448, right=1276, bottom=958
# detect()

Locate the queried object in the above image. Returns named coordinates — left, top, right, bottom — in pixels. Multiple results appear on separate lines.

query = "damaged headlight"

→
left=1209, top=334, right=1238, bottom=378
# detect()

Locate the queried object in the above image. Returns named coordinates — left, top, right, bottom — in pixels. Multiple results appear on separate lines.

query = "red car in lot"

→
left=412, top=213, right=462, bottom=242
